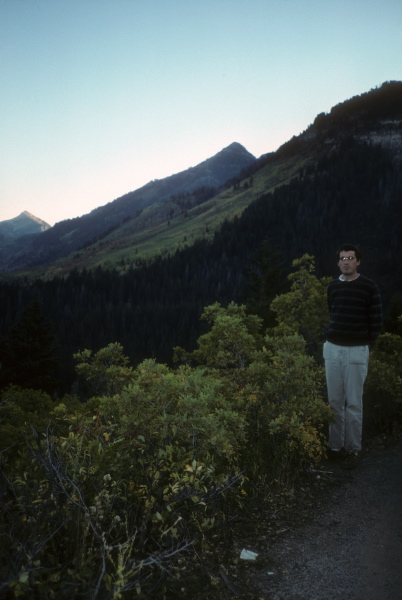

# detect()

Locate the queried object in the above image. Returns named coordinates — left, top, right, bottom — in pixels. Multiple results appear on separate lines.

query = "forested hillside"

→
left=1, top=136, right=401, bottom=393
left=0, top=142, right=255, bottom=272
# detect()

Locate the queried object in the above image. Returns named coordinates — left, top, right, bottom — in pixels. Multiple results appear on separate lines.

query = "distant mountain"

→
left=0, top=142, right=255, bottom=272
left=0, top=211, right=50, bottom=244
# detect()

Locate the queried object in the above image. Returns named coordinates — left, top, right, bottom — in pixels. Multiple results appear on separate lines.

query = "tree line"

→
left=0, top=139, right=401, bottom=394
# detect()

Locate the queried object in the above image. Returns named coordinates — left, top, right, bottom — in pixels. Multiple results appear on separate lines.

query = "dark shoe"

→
left=327, top=448, right=346, bottom=461
left=341, top=452, right=359, bottom=469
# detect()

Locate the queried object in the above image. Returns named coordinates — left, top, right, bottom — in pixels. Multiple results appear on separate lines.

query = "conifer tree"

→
left=244, top=241, right=288, bottom=329
left=1, top=299, right=60, bottom=393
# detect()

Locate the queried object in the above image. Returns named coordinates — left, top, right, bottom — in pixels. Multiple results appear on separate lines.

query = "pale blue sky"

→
left=1, top=0, right=401, bottom=225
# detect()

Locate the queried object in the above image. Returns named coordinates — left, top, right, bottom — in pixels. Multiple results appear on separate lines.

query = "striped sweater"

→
left=326, top=274, right=382, bottom=346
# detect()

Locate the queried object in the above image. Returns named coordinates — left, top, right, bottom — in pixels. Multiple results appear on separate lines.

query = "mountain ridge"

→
left=0, top=142, right=255, bottom=272
left=2, top=81, right=402, bottom=277
left=61, top=81, right=402, bottom=276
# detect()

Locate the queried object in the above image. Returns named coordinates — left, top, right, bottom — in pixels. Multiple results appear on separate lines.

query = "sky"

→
left=1, top=0, right=401, bottom=226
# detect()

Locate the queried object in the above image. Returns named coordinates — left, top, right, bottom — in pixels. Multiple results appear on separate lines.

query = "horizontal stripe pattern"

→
left=326, top=275, right=382, bottom=346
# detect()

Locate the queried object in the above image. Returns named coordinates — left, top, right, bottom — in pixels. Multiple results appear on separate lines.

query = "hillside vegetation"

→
left=0, top=142, right=255, bottom=274
left=45, top=148, right=315, bottom=276
left=1, top=257, right=401, bottom=599
left=37, top=80, right=402, bottom=277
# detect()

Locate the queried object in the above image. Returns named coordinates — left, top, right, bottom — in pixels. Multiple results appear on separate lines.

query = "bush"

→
left=0, top=357, right=247, bottom=598
left=365, top=333, right=402, bottom=436
left=175, top=302, right=332, bottom=481
left=0, top=386, right=54, bottom=454
left=270, top=254, right=330, bottom=359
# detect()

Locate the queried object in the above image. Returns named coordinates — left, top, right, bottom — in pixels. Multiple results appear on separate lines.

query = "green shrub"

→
left=175, top=302, right=332, bottom=481
left=270, top=254, right=330, bottom=359
left=365, top=333, right=402, bottom=435
left=0, top=386, right=54, bottom=453
left=0, top=357, right=247, bottom=598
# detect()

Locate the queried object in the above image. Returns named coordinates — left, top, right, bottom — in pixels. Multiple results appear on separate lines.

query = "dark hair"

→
left=335, top=243, right=362, bottom=261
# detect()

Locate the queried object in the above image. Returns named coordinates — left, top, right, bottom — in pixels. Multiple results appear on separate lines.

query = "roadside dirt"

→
left=183, top=437, right=402, bottom=600
left=250, top=438, right=402, bottom=600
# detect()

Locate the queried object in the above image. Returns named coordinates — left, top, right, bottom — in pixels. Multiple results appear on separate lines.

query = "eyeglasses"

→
left=339, top=256, right=356, bottom=262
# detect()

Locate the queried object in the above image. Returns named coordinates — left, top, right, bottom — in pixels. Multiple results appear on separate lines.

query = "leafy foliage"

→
left=1, top=254, right=401, bottom=598
left=0, top=295, right=334, bottom=598
left=174, top=301, right=332, bottom=477
left=74, top=343, right=135, bottom=398
left=270, top=254, right=331, bottom=358
left=180, top=301, right=264, bottom=369
left=0, top=346, right=243, bottom=597
left=365, top=333, right=402, bottom=435
left=0, top=386, right=54, bottom=453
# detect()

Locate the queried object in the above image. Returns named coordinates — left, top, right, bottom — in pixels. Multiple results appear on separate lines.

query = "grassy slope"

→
left=13, top=83, right=402, bottom=280
left=42, top=146, right=316, bottom=278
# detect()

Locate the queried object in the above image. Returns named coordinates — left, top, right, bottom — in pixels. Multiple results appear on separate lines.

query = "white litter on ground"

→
left=240, top=549, right=259, bottom=560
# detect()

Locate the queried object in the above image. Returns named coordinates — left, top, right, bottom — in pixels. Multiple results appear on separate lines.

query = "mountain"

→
left=45, top=81, right=402, bottom=276
left=5, top=81, right=402, bottom=279
left=1, top=81, right=402, bottom=390
left=0, top=142, right=256, bottom=272
left=0, top=211, right=50, bottom=245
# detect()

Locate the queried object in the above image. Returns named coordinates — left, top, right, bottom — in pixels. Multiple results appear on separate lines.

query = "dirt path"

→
left=249, top=440, right=402, bottom=600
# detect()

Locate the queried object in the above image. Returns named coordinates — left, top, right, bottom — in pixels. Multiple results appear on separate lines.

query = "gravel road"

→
left=252, top=440, right=402, bottom=600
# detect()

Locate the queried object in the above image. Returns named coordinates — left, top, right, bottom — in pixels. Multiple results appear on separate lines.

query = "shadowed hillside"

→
left=0, top=143, right=255, bottom=272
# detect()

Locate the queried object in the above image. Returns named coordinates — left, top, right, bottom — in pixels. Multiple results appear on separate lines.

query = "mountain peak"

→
left=208, top=141, right=255, bottom=161
left=225, top=141, right=249, bottom=151
left=189, top=142, right=255, bottom=184
left=0, top=211, right=51, bottom=240
left=19, top=211, right=51, bottom=227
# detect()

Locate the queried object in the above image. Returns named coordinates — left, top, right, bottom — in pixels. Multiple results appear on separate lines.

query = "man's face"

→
left=338, top=250, right=360, bottom=278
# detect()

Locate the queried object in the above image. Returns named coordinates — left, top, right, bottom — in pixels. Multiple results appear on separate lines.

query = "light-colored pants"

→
left=323, top=341, right=369, bottom=453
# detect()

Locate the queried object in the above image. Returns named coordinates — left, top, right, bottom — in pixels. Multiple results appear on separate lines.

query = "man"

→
left=324, top=244, right=382, bottom=469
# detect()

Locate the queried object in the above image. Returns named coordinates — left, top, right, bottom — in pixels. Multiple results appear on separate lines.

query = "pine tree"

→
left=1, top=299, right=60, bottom=393
left=244, top=241, right=288, bottom=329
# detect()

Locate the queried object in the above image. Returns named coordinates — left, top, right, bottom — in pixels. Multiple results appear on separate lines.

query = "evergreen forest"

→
left=1, top=139, right=401, bottom=392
